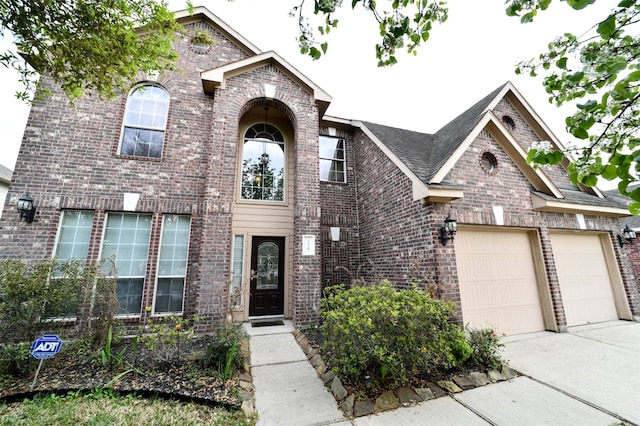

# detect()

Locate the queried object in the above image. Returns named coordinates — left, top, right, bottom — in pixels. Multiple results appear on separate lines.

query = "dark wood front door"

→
left=249, top=236, right=285, bottom=317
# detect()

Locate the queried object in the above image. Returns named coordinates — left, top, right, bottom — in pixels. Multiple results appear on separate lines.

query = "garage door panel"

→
left=550, top=233, right=618, bottom=327
left=463, top=306, right=546, bottom=334
left=456, top=230, right=545, bottom=336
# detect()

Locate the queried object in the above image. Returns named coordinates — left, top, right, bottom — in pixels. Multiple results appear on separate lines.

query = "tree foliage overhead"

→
left=507, top=0, right=640, bottom=212
left=292, top=0, right=449, bottom=66
left=0, top=0, right=180, bottom=102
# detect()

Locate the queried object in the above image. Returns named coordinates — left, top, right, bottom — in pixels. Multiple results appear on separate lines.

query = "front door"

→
left=249, top=236, right=285, bottom=317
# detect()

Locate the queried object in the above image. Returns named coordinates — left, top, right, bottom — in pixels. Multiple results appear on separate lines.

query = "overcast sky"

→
left=0, top=0, right=621, bottom=189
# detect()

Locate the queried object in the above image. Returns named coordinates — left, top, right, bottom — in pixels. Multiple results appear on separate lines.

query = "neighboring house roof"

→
left=0, top=164, right=13, bottom=185
left=353, top=82, right=630, bottom=217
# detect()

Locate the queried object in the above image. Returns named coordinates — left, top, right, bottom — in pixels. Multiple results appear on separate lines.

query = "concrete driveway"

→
left=351, top=320, right=639, bottom=425
left=249, top=320, right=640, bottom=425
left=498, top=320, right=640, bottom=425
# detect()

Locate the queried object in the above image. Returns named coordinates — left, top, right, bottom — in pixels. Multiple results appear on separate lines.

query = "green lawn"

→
left=0, top=390, right=255, bottom=426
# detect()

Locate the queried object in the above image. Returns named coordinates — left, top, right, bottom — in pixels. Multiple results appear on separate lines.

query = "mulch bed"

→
left=1, top=335, right=244, bottom=409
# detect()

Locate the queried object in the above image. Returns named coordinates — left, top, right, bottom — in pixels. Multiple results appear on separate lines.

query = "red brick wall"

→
left=319, top=127, right=361, bottom=289
left=353, top=131, right=435, bottom=288
left=0, top=20, right=324, bottom=327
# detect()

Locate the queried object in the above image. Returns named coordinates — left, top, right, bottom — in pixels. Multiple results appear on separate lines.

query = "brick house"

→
left=1, top=7, right=638, bottom=335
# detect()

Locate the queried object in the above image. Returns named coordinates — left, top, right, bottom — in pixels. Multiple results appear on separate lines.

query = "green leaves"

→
left=321, top=281, right=471, bottom=382
left=526, top=148, right=564, bottom=168
left=2, top=0, right=180, bottom=102
left=513, top=1, right=640, bottom=205
left=597, top=15, right=617, bottom=40
left=566, top=0, right=597, bottom=10
left=301, top=0, right=448, bottom=66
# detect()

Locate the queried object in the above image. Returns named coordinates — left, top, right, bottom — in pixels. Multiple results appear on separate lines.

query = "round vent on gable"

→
left=502, top=115, right=516, bottom=131
left=480, top=151, right=499, bottom=175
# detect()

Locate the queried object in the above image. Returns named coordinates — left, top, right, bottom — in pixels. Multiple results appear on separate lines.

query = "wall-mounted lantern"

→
left=617, top=224, right=637, bottom=248
left=16, top=193, right=37, bottom=223
left=439, top=213, right=457, bottom=246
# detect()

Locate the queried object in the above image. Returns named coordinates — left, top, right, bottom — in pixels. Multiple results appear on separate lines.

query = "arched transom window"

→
left=120, top=84, right=170, bottom=159
left=241, top=123, right=285, bottom=201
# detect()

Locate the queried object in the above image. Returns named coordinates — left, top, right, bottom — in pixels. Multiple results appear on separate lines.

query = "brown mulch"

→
left=0, top=336, right=244, bottom=408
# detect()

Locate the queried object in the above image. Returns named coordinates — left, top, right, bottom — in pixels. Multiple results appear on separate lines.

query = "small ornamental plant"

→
left=139, top=315, right=200, bottom=364
left=465, top=326, right=505, bottom=370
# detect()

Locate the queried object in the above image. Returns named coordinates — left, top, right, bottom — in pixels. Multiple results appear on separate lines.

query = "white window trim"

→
left=117, top=83, right=170, bottom=159
left=319, top=135, right=347, bottom=183
left=151, top=215, right=191, bottom=315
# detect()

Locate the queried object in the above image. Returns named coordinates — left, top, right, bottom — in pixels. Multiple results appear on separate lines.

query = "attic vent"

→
left=502, top=115, right=516, bottom=131
left=480, top=151, right=499, bottom=175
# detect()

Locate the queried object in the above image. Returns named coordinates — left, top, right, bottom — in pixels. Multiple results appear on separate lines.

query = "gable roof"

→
left=201, top=51, right=332, bottom=117
left=355, top=82, right=630, bottom=217
left=175, top=7, right=261, bottom=56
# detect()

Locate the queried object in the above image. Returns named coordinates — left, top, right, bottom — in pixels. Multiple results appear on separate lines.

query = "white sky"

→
left=0, top=0, right=621, bottom=189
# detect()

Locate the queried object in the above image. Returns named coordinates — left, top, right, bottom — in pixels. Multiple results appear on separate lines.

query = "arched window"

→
left=240, top=123, right=285, bottom=201
left=119, top=84, right=170, bottom=159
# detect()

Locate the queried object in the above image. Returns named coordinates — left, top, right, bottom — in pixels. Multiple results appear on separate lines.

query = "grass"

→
left=0, top=390, right=255, bottom=426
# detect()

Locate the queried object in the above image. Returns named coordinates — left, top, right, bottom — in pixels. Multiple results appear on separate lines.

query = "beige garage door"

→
left=456, top=230, right=545, bottom=336
left=550, top=233, right=618, bottom=327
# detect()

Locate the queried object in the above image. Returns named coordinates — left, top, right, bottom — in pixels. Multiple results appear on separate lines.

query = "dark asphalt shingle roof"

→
left=361, top=84, right=505, bottom=183
left=533, top=189, right=628, bottom=209
left=359, top=83, right=632, bottom=212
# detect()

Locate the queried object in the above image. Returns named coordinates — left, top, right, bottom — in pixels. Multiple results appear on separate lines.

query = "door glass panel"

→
left=257, top=241, right=279, bottom=290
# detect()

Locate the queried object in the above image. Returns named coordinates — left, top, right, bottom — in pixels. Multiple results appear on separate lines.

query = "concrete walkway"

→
left=245, top=321, right=347, bottom=426
left=246, top=320, right=639, bottom=425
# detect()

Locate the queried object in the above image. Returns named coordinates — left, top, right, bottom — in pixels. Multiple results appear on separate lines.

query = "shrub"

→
left=202, top=322, right=247, bottom=379
left=465, top=327, right=504, bottom=370
left=0, top=342, right=33, bottom=378
left=139, top=315, right=200, bottom=364
left=321, top=281, right=471, bottom=383
left=0, top=258, right=118, bottom=346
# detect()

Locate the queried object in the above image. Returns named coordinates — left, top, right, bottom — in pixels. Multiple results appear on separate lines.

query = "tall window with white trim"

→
left=154, top=215, right=191, bottom=314
left=120, top=84, right=170, bottom=158
left=101, top=213, right=152, bottom=315
left=52, top=210, right=95, bottom=316
left=241, top=123, right=285, bottom=201
left=319, top=135, right=346, bottom=182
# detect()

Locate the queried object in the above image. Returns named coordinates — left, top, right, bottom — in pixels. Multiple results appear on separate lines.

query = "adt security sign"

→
left=30, top=335, right=63, bottom=360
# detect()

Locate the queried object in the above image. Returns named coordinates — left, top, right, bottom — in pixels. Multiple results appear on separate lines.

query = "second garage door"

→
left=456, top=229, right=546, bottom=336
left=549, top=232, right=618, bottom=327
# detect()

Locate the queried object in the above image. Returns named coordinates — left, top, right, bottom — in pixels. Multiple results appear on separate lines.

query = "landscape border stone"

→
left=294, top=328, right=519, bottom=419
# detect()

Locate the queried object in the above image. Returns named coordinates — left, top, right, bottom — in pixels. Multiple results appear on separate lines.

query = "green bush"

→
left=202, top=322, right=247, bottom=379
left=0, top=258, right=118, bottom=346
left=321, top=281, right=471, bottom=383
left=0, top=342, right=34, bottom=378
left=466, top=327, right=504, bottom=370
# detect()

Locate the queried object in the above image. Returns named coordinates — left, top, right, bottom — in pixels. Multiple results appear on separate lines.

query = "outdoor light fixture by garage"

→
left=16, top=193, right=36, bottom=223
left=439, top=213, right=457, bottom=245
left=617, top=224, right=637, bottom=248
